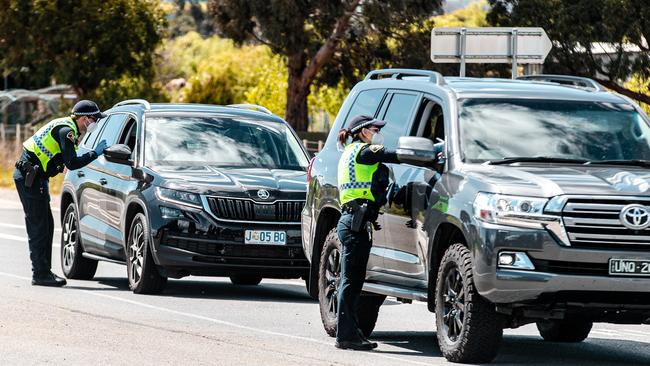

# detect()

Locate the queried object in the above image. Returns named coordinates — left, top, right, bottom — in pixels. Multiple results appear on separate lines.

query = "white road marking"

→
left=0, top=233, right=60, bottom=248
left=0, top=270, right=431, bottom=366
left=0, top=199, right=59, bottom=212
left=0, top=223, right=61, bottom=232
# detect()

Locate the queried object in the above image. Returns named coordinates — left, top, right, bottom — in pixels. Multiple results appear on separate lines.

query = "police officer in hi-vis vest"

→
left=14, top=100, right=108, bottom=287
left=334, top=114, right=400, bottom=351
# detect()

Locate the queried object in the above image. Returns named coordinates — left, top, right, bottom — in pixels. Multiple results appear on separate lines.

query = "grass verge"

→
left=0, top=143, right=64, bottom=195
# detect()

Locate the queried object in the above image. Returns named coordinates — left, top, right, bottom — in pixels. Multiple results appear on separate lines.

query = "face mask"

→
left=371, top=131, right=384, bottom=145
left=85, top=119, right=98, bottom=134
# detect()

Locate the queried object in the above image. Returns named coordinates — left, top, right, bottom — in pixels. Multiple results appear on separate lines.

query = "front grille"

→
left=206, top=197, right=304, bottom=222
left=562, top=198, right=650, bottom=251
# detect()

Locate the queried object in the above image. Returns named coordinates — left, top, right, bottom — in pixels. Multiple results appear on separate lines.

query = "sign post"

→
left=431, top=27, right=553, bottom=78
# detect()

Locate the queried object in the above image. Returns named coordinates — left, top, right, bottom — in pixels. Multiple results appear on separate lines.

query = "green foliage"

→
left=159, top=31, right=349, bottom=129
left=209, top=0, right=443, bottom=130
left=625, top=76, right=650, bottom=114
left=0, top=0, right=167, bottom=97
left=434, top=1, right=488, bottom=27
left=487, top=0, right=650, bottom=102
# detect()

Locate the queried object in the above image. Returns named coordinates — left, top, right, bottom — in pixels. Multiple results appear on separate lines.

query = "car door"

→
left=78, top=113, right=129, bottom=258
left=75, top=115, right=110, bottom=253
left=369, top=90, right=421, bottom=283
left=96, top=115, right=140, bottom=260
left=382, top=94, right=448, bottom=288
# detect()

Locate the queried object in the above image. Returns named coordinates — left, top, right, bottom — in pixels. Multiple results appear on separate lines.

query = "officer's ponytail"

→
left=337, top=128, right=350, bottom=146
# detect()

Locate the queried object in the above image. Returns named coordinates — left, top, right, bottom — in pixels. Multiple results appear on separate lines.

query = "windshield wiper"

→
left=584, top=159, right=650, bottom=168
left=486, top=156, right=589, bottom=165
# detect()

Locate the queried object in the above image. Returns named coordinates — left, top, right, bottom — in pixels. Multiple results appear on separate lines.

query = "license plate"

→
left=608, top=259, right=650, bottom=276
left=244, top=230, right=286, bottom=245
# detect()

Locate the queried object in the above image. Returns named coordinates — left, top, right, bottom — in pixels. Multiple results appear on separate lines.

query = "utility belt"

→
left=15, top=158, right=42, bottom=188
left=342, top=199, right=380, bottom=232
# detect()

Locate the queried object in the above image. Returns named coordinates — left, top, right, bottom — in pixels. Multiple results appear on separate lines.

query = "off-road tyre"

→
left=318, top=228, right=341, bottom=337
left=536, top=320, right=593, bottom=342
left=358, top=294, right=386, bottom=337
left=126, top=213, right=167, bottom=294
left=435, top=243, right=504, bottom=363
left=318, top=228, right=384, bottom=338
left=229, top=275, right=262, bottom=286
left=60, top=204, right=98, bottom=280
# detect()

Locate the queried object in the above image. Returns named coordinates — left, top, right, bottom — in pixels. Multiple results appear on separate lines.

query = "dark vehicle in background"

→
left=302, top=69, right=650, bottom=363
left=60, top=100, right=310, bottom=294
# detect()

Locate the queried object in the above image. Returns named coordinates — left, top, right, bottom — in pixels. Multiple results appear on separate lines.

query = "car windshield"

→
left=459, top=98, right=650, bottom=163
left=144, top=114, right=309, bottom=170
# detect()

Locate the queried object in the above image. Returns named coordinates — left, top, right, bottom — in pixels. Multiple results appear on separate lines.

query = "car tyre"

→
left=435, top=243, right=503, bottom=363
left=60, top=204, right=98, bottom=280
left=318, top=228, right=383, bottom=338
left=126, top=213, right=167, bottom=294
left=536, top=320, right=593, bottom=342
left=229, top=275, right=262, bottom=286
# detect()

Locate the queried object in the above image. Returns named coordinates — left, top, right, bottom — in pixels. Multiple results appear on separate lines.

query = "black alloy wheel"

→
left=126, top=213, right=167, bottom=294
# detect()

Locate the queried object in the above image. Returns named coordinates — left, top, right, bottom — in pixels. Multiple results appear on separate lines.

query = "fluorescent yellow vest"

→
left=23, top=117, right=79, bottom=172
left=338, top=142, right=379, bottom=205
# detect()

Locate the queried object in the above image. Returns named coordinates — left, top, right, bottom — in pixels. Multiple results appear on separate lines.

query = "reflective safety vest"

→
left=338, top=142, right=379, bottom=205
left=23, top=117, right=79, bottom=172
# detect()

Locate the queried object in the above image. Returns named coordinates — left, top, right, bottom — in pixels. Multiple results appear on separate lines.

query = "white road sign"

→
left=430, top=27, right=553, bottom=77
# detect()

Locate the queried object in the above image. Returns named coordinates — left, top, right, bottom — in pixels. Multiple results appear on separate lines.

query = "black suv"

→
left=60, top=100, right=310, bottom=294
left=302, top=69, right=650, bottom=363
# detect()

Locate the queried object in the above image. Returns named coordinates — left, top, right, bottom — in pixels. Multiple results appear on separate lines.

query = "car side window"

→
left=378, top=92, right=418, bottom=150
left=343, top=88, right=386, bottom=126
left=117, top=117, right=138, bottom=158
left=82, top=116, right=108, bottom=148
left=97, top=114, right=129, bottom=145
left=412, top=98, right=445, bottom=143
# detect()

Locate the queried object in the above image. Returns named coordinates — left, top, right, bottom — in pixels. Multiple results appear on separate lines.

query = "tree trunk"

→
left=285, top=53, right=309, bottom=132
left=284, top=0, right=361, bottom=132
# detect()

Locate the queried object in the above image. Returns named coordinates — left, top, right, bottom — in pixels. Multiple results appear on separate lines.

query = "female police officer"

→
left=334, top=114, right=400, bottom=351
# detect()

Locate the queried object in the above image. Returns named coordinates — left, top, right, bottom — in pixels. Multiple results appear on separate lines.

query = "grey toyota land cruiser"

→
left=301, top=69, right=650, bottom=363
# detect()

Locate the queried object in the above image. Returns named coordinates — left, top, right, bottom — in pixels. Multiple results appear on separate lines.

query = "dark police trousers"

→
left=336, top=212, right=372, bottom=342
left=13, top=168, right=55, bottom=276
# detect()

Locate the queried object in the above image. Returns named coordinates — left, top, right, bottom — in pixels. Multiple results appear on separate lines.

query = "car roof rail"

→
left=364, top=68, right=446, bottom=86
left=517, top=74, right=605, bottom=91
left=226, top=103, right=273, bottom=115
left=113, top=99, right=151, bottom=110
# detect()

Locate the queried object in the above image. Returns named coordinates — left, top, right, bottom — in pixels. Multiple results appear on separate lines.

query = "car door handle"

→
left=77, top=171, right=85, bottom=177
left=99, top=178, right=108, bottom=185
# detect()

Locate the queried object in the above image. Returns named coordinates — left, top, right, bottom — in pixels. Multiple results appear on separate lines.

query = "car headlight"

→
left=473, top=193, right=547, bottom=223
left=473, top=192, right=571, bottom=246
left=155, top=187, right=202, bottom=209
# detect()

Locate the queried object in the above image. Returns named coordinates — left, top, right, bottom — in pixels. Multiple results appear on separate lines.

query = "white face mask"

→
left=371, top=131, right=384, bottom=145
left=85, top=119, right=98, bottom=134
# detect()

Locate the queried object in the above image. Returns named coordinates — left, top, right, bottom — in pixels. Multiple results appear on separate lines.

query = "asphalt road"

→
left=2, top=190, right=650, bottom=365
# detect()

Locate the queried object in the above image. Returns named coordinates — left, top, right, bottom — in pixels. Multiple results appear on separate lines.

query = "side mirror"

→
left=104, top=144, right=133, bottom=165
left=396, top=136, right=437, bottom=166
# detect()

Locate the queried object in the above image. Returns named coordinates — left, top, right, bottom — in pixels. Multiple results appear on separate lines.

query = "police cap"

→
left=71, top=100, right=106, bottom=119
left=347, top=114, right=387, bottom=134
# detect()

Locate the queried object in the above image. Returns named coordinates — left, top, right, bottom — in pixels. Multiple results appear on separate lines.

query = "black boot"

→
left=335, top=338, right=377, bottom=351
left=32, top=271, right=67, bottom=287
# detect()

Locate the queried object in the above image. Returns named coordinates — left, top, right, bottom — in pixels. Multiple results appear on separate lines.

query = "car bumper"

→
left=472, top=222, right=650, bottom=305
left=148, top=204, right=309, bottom=278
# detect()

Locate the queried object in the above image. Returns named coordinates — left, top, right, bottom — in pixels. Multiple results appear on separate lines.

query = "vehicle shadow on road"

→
left=495, top=335, right=650, bottom=365
left=370, top=332, right=650, bottom=365
left=68, top=277, right=315, bottom=304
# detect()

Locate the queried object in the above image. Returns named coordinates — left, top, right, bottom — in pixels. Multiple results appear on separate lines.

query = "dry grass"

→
left=0, top=141, right=63, bottom=194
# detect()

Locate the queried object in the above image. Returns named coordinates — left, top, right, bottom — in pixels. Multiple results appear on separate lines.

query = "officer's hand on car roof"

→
left=94, top=140, right=108, bottom=156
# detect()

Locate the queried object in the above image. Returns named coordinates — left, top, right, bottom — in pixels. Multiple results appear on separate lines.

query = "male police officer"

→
left=14, top=100, right=108, bottom=287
